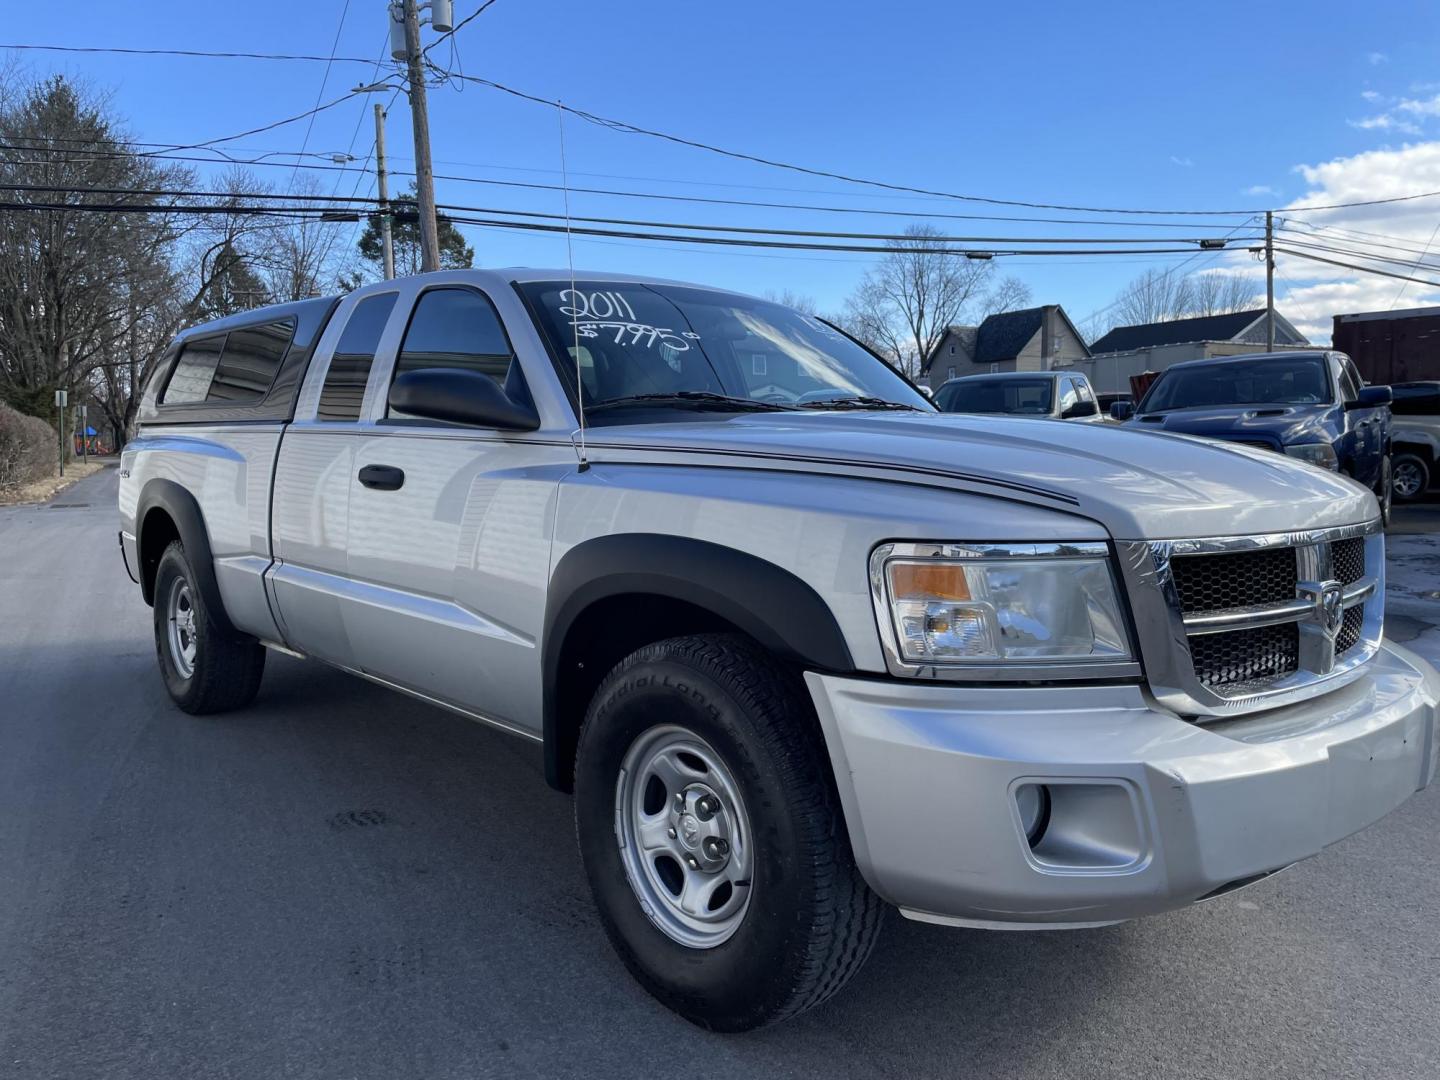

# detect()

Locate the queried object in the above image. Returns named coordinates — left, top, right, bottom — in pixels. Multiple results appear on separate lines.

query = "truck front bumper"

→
left=805, top=640, right=1440, bottom=929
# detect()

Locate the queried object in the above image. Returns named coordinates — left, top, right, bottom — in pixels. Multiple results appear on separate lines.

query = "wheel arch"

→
left=135, top=478, right=236, bottom=635
left=541, top=534, right=855, bottom=792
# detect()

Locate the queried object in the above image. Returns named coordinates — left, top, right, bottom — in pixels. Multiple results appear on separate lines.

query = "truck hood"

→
left=1126, top=405, right=1335, bottom=446
left=584, top=411, right=1376, bottom=540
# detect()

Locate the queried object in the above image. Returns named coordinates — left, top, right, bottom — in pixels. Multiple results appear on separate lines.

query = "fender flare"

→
left=135, top=477, right=236, bottom=636
left=541, top=534, right=855, bottom=787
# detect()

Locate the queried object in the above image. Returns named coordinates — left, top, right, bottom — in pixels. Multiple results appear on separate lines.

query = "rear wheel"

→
left=574, top=633, right=883, bottom=1031
left=1392, top=452, right=1430, bottom=503
left=153, top=541, right=265, bottom=714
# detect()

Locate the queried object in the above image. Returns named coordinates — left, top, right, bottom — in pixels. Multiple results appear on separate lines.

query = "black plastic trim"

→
left=134, top=478, right=236, bottom=635
left=540, top=533, right=855, bottom=788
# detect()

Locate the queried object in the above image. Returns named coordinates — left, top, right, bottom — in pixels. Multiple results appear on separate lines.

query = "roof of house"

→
left=974, top=307, right=1046, bottom=363
left=1089, top=308, right=1274, bottom=354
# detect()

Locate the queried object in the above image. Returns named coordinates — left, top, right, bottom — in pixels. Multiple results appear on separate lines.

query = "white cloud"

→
left=1169, top=155, right=1194, bottom=167
left=1274, top=142, right=1440, bottom=340
left=1243, top=184, right=1279, bottom=197
left=1367, top=51, right=1389, bottom=65
left=1397, top=93, right=1440, bottom=118
left=1360, top=89, right=1383, bottom=103
left=1349, top=113, right=1423, bottom=135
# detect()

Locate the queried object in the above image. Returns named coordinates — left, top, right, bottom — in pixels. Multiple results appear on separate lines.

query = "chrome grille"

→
left=1189, top=622, right=1299, bottom=689
left=1172, top=547, right=1296, bottom=613
left=1332, top=537, right=1364, bottom=587
left=1117, top=521, right=1384, bottom=718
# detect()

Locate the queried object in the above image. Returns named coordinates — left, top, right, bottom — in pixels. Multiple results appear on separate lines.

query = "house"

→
left=926, top=305, right=1091, bottom=389
left=1332, top=305, right=1440, bottom=384
left=1080, top=308, right=1309, bottom=395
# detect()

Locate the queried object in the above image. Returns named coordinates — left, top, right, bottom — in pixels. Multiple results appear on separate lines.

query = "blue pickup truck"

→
left=1112, top=350, right=1393, bottom=521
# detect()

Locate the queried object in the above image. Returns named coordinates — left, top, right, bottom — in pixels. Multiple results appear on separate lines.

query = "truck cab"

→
left=933, top=370, right=1104, bottom=421
left=1114, top=350, right=1393, bottom=518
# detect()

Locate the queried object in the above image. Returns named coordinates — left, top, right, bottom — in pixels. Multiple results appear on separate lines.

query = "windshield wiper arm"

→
left=795, top=396, right=921, bottom=411
left=584, top=391, right=795, bottom=413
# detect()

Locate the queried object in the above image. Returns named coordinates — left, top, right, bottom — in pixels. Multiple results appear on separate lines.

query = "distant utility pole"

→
left=373, top=102, right=396, bottom=280
left=1265, top=210, right=1276, bottom=351
left=399, top=0, right=440, bottom=272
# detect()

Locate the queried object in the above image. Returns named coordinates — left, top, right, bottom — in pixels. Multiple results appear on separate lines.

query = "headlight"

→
left=870, top=542, right=1133, bottom=668
left=1284, top=442, right=1339, bottom=470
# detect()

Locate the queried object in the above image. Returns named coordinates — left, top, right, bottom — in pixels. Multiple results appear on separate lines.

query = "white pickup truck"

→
left=119, top=269, right=1440, bottom=1031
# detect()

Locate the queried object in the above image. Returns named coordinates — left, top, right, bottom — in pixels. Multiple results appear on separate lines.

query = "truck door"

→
left=340, top=283, right=569, bottom=735
left=1336, top=356, right=1383, bottom=488
left=269, top=290, right=401, bottom=665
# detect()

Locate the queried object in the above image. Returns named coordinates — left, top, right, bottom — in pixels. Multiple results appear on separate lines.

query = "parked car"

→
left=1390, top=380, right=1440, bottom=502
left=1096, top=391, right=1133, bottom=416
left=119, top=271, right=1439, bottom=1031
left=934, top=370, right=1104, bottom=421
left=1113, top=351, right=1394, bottom=521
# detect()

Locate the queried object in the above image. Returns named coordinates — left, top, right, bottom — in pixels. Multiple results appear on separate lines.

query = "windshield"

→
left=1140, top=357, right=1331, bottom=412
left=519, top=281, right=931, bottom=420
left=938, top=378, right=1053, bottom=416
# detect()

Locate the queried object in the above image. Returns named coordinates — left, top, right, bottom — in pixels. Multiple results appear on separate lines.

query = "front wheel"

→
left=153, top=541, right=265, bottom=714
left=574, top=634, right=883, bottom=1031
left=1392, top=452, right=1430, bottom=504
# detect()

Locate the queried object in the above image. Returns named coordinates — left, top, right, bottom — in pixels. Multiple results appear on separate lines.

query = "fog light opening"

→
left=1015, top=783, right=1052, bottom=847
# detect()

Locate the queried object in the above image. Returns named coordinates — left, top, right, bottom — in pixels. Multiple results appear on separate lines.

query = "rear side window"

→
left=394, top=287, right=512, bottom=386
left=207, top=322, right=292, bottom=401
left=160, top=322, right=294, bottom=405
left=162, top=336, right=225, bottom=404
left=318, top=293, right=398, bottom=421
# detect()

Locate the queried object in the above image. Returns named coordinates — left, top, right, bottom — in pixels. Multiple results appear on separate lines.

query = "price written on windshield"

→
left=560, top=288, right=700, bottom=352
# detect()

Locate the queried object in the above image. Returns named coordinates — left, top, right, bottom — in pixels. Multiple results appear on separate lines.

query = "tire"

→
left=153, top=540, right=265, bottom=714
left=1392, top=452, right=1430, bottom=504
left=574, top=633, right=883, bottom=1031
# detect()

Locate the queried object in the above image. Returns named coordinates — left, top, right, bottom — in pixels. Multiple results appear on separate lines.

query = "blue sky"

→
left=8, top=0, right=1440, bottom=341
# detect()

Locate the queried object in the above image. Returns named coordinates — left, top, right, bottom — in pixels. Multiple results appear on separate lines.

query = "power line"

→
left=427, top=68, right=1267, bottom=217
left=0, top=181, right=1264, bottom=246
left=1274, top=247, right=1440, bottom=290
left=1389, top=217, right=1440, bottom=308
left=424, top=0, right=503, bottom=55
left=0, top=140, right=1267, bottom=229
left=0, top=43, right=376, bottom=63
left=288, top=0, right=354, bottom=190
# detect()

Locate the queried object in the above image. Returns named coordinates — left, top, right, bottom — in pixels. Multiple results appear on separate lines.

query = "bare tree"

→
left=761, top=289, right=819, bottom=314
left=977, top=275, right=1033, bottom=321
left=1107, top=267, right=1260, bottom=330
left=0, top=75, right=188, bottom=420
left=835, top=224, right=1009, bottom=378
left=1185, top=271, right=1259, bottom=317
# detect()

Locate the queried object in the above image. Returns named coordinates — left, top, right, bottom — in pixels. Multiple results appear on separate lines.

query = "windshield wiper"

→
left=584, top=391, right=796, bottom=413
left=795, top=396, right=922, bottom=411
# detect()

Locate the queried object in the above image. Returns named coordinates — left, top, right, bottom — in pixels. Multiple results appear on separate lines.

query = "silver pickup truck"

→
left=119, top=269, right=1440, bottom=1031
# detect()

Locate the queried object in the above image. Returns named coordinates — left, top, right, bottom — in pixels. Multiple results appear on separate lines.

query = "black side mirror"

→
left=389, top=368, right=540, bottom=430
left=1063, top=400, right=1099, bottom=419
left=1348, top=385, right=1392, bottom=410
left=1110, top=401, right=1135, bottom=421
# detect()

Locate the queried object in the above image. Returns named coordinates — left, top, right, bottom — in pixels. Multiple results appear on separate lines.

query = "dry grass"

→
left=0, top=460, right=108, bottom=506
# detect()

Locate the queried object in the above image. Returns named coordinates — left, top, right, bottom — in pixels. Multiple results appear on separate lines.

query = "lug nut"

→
left=686, top=856, right=699, bottom=870
left=695, top=795, right=721, bottom=821
left=702, top=837, right=729, bottom=859
left=666, top=827, right=677, bottom=839
left=673, top=792, right=686, bottom=812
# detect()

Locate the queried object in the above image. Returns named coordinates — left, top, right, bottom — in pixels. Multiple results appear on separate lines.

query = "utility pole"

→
left=54, top=386, right=68, bottom=478
left=400, top=0, right=441, bottom=272
left=373, top=103, right=396, bottom=280
left=1265, top=210, right=1276, bottom=351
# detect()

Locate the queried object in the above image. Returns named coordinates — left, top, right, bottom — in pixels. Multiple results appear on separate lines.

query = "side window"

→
left=391, top=287, right=513, bottom=395
left=318, top=293, right=398, bottom=421
left=206, top=321, right=293, bottom=402
left=1336, top=361, right=1359, bottom=404
left=161, top=336, right=225, bottom=404
left=1075, top=378, right=1096, bottom=405
left=1058, top=378, right=1079, bottom=414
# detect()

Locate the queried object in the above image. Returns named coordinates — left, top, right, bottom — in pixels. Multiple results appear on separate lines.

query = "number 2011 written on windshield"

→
left=559, top=288, right=699, bottom=352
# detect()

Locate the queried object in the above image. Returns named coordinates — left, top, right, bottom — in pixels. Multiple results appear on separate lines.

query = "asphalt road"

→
left=3, top=464, right=1439, bottom=1080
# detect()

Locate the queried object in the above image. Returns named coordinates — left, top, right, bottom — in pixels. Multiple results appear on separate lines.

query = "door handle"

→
left=358, top=464, right=405, bottom=491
